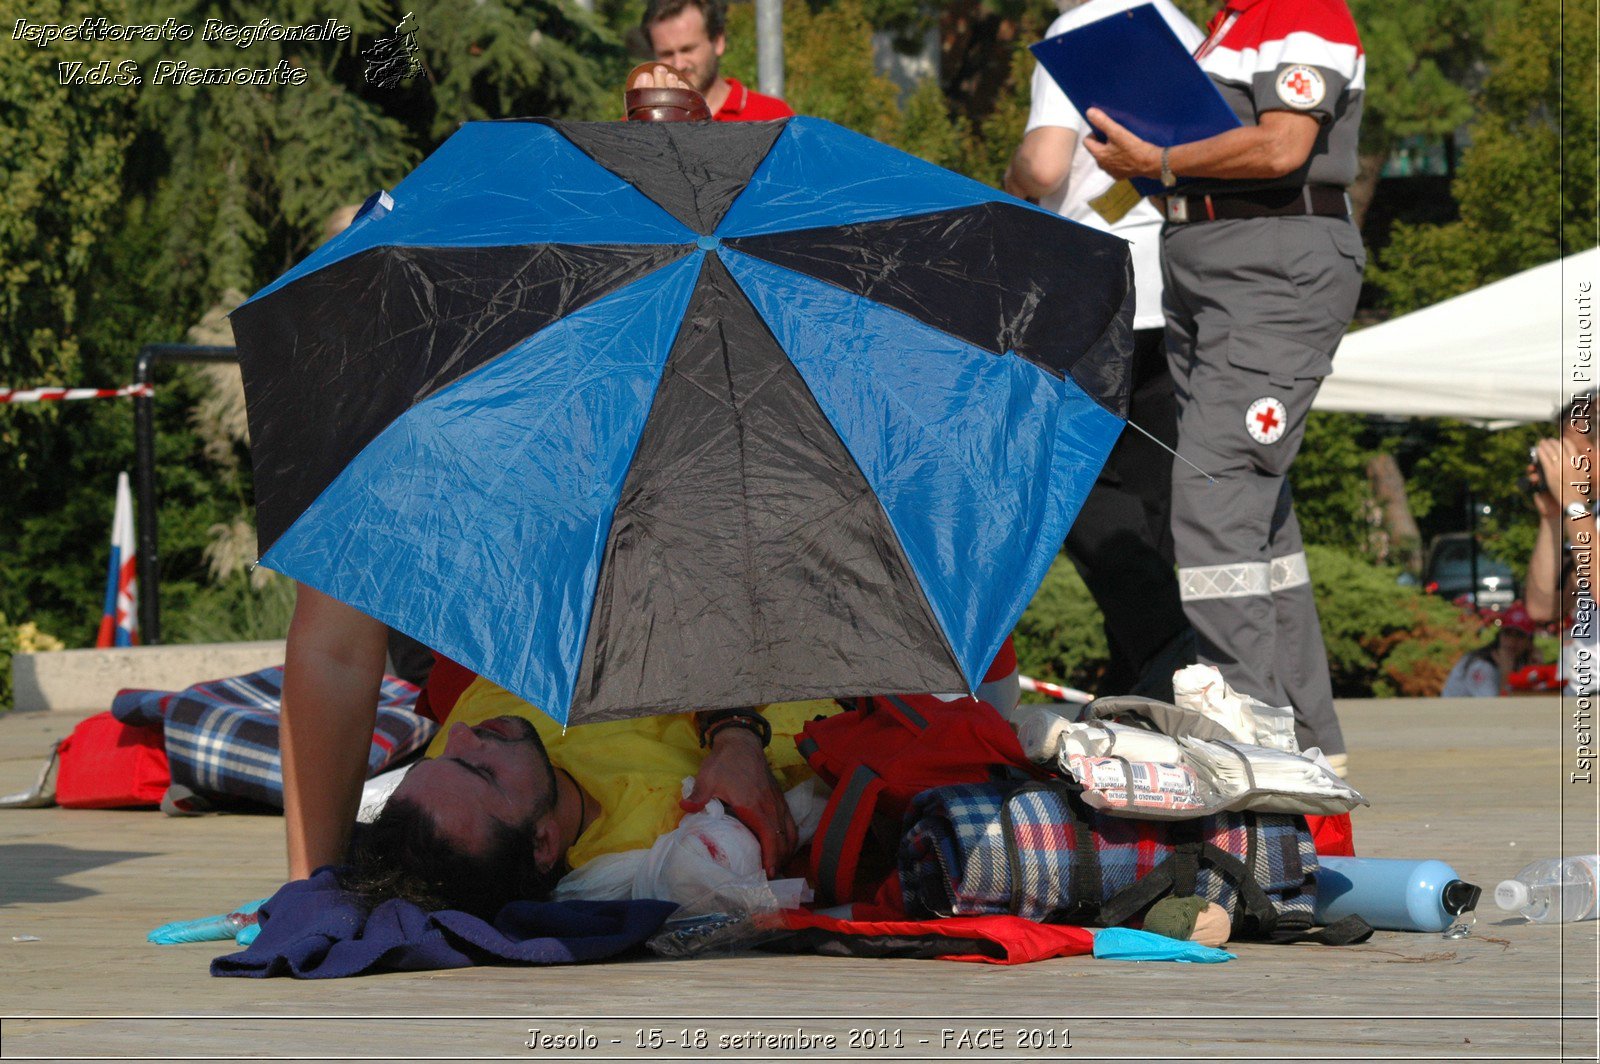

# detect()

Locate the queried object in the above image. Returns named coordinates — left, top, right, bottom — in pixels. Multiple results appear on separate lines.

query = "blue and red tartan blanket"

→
left=112, top=666, right=435, bottom=810
left=899, top=781, right=1318, bottom=932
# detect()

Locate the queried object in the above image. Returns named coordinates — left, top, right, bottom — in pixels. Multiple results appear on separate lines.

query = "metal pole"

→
left=755, top=0, right=784, bottom=99
left=1467, top=491, right=1481, bottom=609
left=132, top=344, right=241, bottom=644
left=133, top=348, right=160, bottom=644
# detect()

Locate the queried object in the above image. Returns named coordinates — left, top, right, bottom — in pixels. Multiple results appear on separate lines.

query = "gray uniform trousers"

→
left=1160, top=213, right=1365, bottom=755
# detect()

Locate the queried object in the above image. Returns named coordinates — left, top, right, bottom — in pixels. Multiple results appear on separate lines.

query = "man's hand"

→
left=629, top=62, right=694, bottom=92
left=1083, top=108, right=1161, bottom=181
left=681, top=727, right=796, bottom=877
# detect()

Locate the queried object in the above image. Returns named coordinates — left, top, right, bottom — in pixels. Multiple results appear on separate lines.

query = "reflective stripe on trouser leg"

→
left=1269, top=551, right=1310, bottom=591
left=1179, top=561, right=1271, bottom=601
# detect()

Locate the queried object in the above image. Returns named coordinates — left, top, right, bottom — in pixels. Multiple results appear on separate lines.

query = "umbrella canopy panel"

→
left=577, top=254, right=963, bottom=716
left=236, top=117, right=1133, bottom=725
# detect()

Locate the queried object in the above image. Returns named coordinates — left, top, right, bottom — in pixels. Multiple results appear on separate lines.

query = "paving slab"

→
left=0, top=697, right=1596, bottom=1062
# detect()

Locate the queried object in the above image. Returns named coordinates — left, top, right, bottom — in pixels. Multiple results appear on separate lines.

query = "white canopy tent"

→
left=1313, top=247, right=1599, bottom=424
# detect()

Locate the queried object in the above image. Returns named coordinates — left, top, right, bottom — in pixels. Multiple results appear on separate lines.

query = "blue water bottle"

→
left=1314, top=856, right=1482, bottom=932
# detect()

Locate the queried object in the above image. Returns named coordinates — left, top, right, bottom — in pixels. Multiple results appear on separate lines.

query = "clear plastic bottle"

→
left=1494, top=856, right=1600, bottom=923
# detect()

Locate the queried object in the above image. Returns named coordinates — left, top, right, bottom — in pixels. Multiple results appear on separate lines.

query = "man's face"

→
left=647, top=5, right=724, bottom=96
left=390, top=716, right=557, bottom=861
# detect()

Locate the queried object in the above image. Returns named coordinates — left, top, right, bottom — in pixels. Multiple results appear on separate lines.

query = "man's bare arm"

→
left=1003, top=126, right=1077, bottom=201
left=1084, top=108, right=1321, bottom=183
left=281, top=584, right=388, bottom=879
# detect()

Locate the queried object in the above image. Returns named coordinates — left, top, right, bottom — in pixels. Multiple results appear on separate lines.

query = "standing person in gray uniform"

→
left=1084, top=0, right=1366, bottom=774
left=1004, top=0, right=1204, bottom=699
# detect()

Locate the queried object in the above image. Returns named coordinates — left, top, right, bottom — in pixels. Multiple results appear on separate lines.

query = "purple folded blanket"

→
left=212, top=869, right=676, bottom=978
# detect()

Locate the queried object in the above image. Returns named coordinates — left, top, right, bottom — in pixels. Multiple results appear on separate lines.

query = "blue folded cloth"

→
left=1092, top=926, right=1235, bottom=964
left=212, top=869, right=676, bottom=978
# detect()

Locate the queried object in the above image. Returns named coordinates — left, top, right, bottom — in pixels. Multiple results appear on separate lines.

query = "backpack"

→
left=900, top=779, right=1337, bottom=939
left=798, top=692, right=1038, bottom=907
left=56, top=712, right=169, bottom=809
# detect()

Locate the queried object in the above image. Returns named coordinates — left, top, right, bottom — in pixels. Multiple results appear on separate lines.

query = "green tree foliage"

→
left=1402, top=419, right=1549, bottom=582
left=724, top=1, right=970, bottom=167
left=1013, top=555, right=1112, bottom=693
left=895, top=76, right=972, bottom=171
left=959, top=9, right=1042, bottom=188
left=1287, top=414, right=1382, bottom=555
left=1349, top=0, right=1482, bottom=146
left=0, top=0, right=139, bottom=468
left=1305, top=545, right=1486, bottom=697
left=0, top=1, right=628, bottom=650
left=1373, top=0, right=1597, bottom=312
left=782, top=1, right=903, bottom=142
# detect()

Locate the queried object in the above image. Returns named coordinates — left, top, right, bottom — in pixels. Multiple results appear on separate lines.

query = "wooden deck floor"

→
left=1, top=697, right=1596, bottom=1061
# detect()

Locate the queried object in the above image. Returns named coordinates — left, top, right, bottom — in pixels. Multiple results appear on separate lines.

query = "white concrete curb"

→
left=9, top=640, right=287, bottom=713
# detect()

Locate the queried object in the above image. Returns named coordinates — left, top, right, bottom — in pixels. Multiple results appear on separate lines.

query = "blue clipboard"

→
left=1030, top=3, right=1240, bottom=194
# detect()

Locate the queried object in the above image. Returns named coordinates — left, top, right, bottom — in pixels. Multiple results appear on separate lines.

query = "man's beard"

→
left=688, top=55, right=718, bottom=95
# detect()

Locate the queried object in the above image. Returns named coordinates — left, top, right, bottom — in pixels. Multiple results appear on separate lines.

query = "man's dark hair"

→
left=641, top=0, right=726, bottom=39
left=340, top=796, right=563, bottom=918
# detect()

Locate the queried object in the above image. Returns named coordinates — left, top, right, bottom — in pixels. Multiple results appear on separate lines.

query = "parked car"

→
left=1422, top=533, right=1517, bottom=608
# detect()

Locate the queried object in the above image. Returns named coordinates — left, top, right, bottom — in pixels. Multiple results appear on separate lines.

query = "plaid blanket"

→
left=900, top=781, right=1317, bottom=932
left=112, top=666, right=435, bottom=810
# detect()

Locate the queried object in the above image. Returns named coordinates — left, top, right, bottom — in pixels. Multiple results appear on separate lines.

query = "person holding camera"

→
left=1526, top=390, right=1598, bottom=696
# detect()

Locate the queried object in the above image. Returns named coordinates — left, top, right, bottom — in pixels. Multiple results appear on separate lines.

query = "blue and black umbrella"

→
left=234, top=117, right=1133, bottom=726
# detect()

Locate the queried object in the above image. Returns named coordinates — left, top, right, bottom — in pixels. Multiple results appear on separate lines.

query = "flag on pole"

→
left=96, top=472, right=139, bottom=648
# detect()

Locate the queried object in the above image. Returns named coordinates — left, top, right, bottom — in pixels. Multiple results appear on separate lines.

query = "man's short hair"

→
left=340, top=796, right=563, bottom=918
left=641, top=0, right=726, bottom=40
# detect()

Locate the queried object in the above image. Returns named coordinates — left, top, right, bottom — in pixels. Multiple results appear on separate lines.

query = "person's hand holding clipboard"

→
left=1029, top=3, right=1240, bottom=197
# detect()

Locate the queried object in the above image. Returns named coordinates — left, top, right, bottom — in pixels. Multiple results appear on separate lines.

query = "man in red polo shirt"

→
left=642, top=0, right=794, bottom=122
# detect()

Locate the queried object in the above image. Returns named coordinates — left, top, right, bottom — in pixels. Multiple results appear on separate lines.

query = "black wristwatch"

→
left=695, top=707, right=772, bottom=749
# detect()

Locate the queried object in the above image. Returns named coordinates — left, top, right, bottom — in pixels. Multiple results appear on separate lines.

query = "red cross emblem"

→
left=1246, top=397, right=1288, bottom=444
left=1276, top=64, right=1324, bottom=108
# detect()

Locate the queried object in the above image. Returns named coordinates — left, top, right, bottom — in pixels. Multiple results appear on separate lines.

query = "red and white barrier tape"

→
left=1019, top=674, right=1094, bottom=705
left=0, top=384, right=153, bottom=404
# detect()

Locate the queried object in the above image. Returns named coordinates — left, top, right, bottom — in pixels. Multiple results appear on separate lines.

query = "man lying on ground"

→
left=281, top=586, right=808, bottom=891
left=342, top=688, right=833, bottom=917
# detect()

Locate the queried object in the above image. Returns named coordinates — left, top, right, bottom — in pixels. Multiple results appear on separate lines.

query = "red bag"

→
left=1306, top=812, right=1356, bottom=857
left=55, top=712, right=169, bottom=809
left=799, top=692, right=1038, bottom=907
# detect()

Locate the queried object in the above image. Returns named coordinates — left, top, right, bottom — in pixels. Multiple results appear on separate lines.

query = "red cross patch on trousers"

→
left=1246, top=397, right=1289, bottom=444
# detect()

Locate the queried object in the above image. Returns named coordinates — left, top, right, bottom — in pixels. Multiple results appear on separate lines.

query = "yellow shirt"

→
left=427, top=677, right=837, bottom=868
